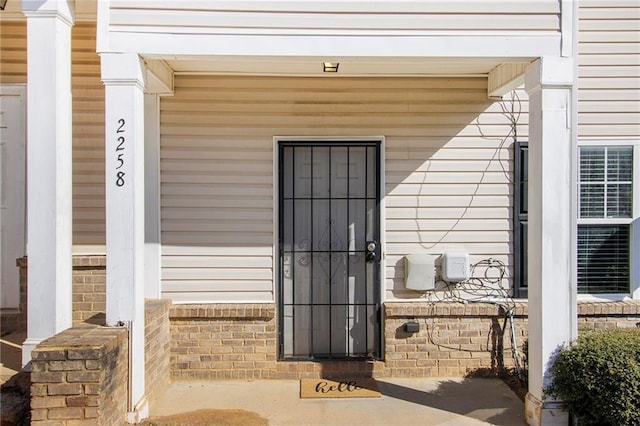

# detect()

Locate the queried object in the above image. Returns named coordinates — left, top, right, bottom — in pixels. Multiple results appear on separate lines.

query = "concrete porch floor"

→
left=148, top=378, right=526, bottom=425
left=1, top=330, right=24, bottom=385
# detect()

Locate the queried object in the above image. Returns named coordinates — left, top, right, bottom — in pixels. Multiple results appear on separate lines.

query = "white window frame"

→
left=576, top=140, right=639, bottom=301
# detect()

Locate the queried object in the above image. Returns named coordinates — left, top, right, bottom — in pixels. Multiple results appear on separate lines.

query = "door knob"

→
left=366, top=240, right=380, bottom=263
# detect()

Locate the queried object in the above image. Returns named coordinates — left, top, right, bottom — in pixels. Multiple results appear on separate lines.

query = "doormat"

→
left=300, top=378, right=381, bottom=398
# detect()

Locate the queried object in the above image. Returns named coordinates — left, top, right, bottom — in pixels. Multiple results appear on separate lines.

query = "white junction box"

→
left=404, top=254, right=435, bottom=291
left=441, top=252, right=470, bottom=282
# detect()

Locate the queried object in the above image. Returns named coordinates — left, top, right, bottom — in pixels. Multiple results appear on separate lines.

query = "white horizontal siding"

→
left=109, top=0, right=560, bottom=35
left=103, top=1, right=561, bottom=59
left=71, top=23, right=106, bottom=247
left=0, top=21, right=27, bottom=85
left=0, top=22, right=105, bottom=249
left=161, top=75, right=523, bottom=302
left=112, top=0, right=559, bottom=14
left=578, top=1, right=640, bottom=139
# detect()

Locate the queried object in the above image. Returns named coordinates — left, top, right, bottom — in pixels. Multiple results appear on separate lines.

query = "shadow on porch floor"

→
left=146, top=377, right=526, bottom=425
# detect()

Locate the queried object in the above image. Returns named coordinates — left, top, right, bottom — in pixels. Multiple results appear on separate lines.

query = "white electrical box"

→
left=404, top=254, right=435, bottom=291
left=441, top=252, right=470, bottom=282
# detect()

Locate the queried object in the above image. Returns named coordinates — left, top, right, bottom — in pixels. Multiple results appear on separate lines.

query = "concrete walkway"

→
left=149, top=378, right=526, bottom=425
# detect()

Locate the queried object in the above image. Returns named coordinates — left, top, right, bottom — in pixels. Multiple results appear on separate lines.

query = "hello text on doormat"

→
left=300, top=378, right=381, bottom=398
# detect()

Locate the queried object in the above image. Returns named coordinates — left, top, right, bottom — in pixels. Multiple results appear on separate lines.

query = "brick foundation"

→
left=169, top=301, right=640, bottom=380
left=30, top=324, right=128, bottom=425
left=144, top=299, right=171, bottom=403
left=71, top=257, right=106, bottom=325
left=15, top=256, right=107, bottom=331
left=578, top=301, right=640, bottom=329
left=384, top=302, right=528, bottom=377
left=170, top=304, right=277, bottom=380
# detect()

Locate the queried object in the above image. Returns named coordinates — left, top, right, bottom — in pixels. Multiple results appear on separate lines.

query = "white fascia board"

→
left=104, top=33, right=561, bottom=59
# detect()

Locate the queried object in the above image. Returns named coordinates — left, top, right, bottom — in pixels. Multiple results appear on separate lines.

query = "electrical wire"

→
left=422, top=258, right=525, bottom=379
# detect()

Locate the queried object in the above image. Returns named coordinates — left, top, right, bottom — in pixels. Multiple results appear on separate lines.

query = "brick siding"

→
left=145, top=299, right=171, bottom=403
left=71, top=257, right=106, bottom=325
left=578, top=301, right=640, bottom=329
left=170, top=304, right=277, bottom=380
left=169, top=301, right=639, bottom=380
left=30, top=324, right=128, bottom=425
left=15, top=256, right=107, bottom=330
left=384, top=302, right=528, bottom=377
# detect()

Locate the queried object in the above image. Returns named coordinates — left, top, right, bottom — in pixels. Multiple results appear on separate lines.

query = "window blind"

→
left=577, top=225, right=630, bottom=293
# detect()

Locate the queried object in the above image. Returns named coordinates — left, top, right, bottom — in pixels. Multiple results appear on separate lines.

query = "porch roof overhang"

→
left=153, top=55, right=535, bottom=78
left=133, top=52, right=536, bottom=101
left=97, top=1, right=562, bottom=98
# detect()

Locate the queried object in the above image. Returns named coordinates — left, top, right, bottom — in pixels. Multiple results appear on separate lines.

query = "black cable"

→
left=421, top=258, right=524, bottom=377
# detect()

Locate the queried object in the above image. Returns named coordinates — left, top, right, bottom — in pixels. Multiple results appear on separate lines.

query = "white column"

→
left=524, top=57, right=577, bottom=426
left=21, top=0, right=74, bottom=366
left=144, top=94, right=161, bottom=299
left=101, top=52, right=148, bottom=422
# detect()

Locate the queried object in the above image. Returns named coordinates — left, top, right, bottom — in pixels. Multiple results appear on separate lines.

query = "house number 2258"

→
left=115, top=118, right=126, bottom=187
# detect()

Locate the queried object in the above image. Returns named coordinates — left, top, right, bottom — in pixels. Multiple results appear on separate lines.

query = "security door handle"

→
left=366, top=240, right=380, bottom=263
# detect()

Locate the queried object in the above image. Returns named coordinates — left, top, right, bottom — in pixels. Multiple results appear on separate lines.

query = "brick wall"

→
left=578, top=301, right=640, bottom=329
left=169, top=301, right=639, bottom=380
left=145, top=299, right=171, bottom=403
left=170, top=304, right=277, bottom=380
left=30, top=324, right=128, bottom=425
left=384, top=302, right=528, bottom=377
left=71, top=256, right=106, bottom=325
left=15, top=256, right=107, bottom=329
left=168, top=302, right=525, bottom=380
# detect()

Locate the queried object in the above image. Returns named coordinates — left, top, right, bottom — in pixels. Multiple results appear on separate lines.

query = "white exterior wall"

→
left=0, top=20, right=106, bottom=250
left=578, top=0, right=640, bottom=139
left=98, top=1, right=562, bottom=60
left=577, top=1, right=640, bottom=300
left=0, top=21, right=27, bottom=84
left=72, top=23, right=106, bottom=249
left=107, top=1, right=560, bottom=35
left=160, top=75, right=526, bottom=302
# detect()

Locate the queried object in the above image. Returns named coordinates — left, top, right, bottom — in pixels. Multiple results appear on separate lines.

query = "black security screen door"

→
left=279, top=141, right=381, bottom=360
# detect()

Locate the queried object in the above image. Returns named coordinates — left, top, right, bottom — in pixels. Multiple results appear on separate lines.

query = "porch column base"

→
left=21, top=338, right=43, bottom=368
left=126, top=396, right=149, bottom=424
left=525, top=392, right=568, bottom=426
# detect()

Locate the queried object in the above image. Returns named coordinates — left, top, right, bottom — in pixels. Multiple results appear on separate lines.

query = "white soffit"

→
left=162, top=56, right=534, bottom=77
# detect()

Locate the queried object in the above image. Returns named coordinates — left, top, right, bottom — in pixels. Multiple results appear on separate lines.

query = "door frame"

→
left=273, top=136, right=386, bottom=360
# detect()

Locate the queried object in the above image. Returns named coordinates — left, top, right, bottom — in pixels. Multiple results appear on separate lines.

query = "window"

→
left=514, top=142, right=528, bottom=297
left=577, top=146, right=634, bottom=294
left=515, top=143, right=637, bottom=297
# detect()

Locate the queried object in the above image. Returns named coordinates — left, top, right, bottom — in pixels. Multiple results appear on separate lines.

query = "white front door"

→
left=279, top=140, right=381, bottom=360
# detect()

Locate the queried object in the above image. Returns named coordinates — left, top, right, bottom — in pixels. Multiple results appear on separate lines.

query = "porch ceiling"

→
left=159, top=56, right=534, bottom=77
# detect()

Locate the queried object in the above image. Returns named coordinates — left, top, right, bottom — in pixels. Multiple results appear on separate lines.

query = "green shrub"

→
left=545, top=328, right=640, bottom=426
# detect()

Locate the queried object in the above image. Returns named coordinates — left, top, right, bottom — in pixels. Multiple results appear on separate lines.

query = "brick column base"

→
left=30, top=324, right=128, bottom=425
